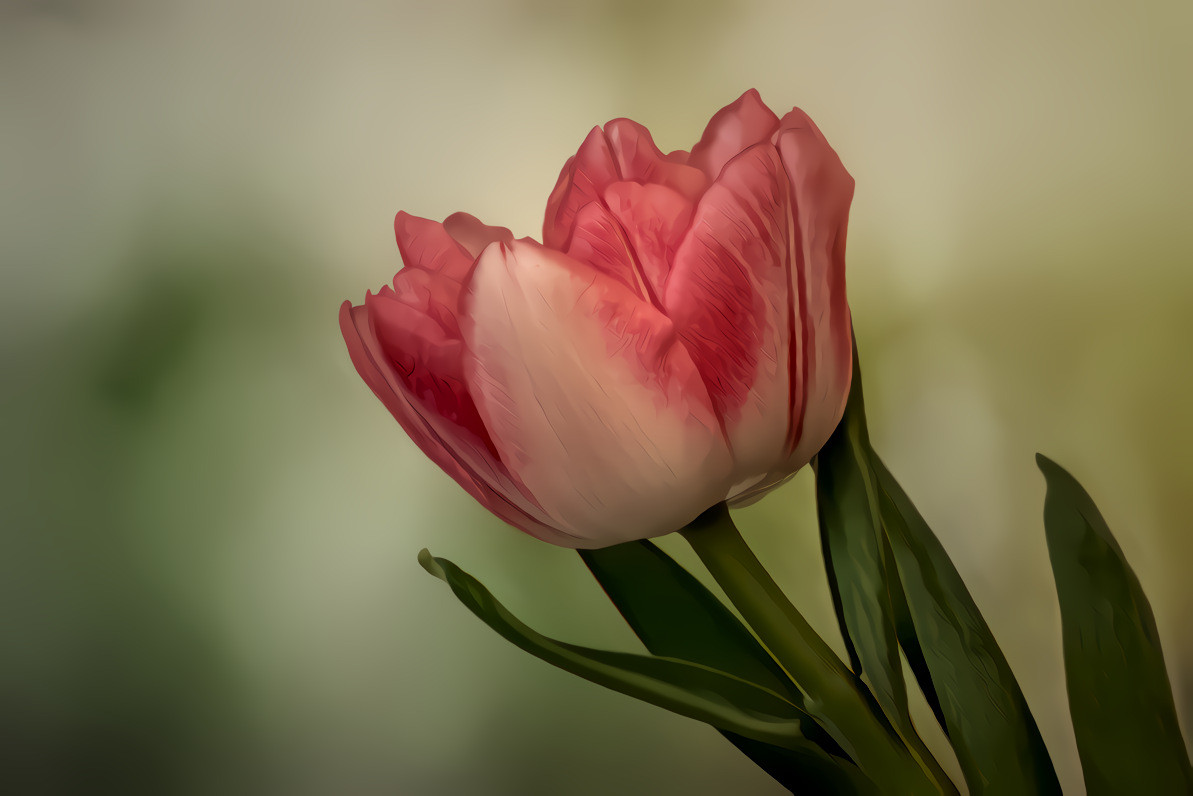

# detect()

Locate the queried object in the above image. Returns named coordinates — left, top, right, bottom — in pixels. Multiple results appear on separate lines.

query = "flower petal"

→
left=687, top=89, right=781, bottom=182
left=393, top=211, right=474, bottom=281
left=602, top=181, right=694, bottom=304
left=664, top=142, right=804, bottom=482
left=544, top=120, right=707, bottom=253
left=564, top=200, right=651, bottom=299
left=603, top=118, right=708, bottom=202
left=543, top=127, right=619, bottom=251
left=388, top=269, right=463, bottom=339
left=460, top=240, right=733, bottom=546
left=339, top=301, right=574, bottom=545
left=773, top=109, right=854, bottom=469
left=443, top=211, right=514, bottom=259
left=365, top=289, right=488, bottom=451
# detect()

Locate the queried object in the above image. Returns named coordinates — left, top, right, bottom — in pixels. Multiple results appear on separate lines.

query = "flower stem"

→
left=681, top=503, right=944, bottom=794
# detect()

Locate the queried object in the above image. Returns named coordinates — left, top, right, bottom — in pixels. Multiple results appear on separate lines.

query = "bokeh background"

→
left=3, top=0, right=1191, bottom=793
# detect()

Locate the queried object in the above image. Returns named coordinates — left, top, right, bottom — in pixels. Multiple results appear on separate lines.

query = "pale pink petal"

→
left=393, top=212, right=474, bottom=281
left=339, top=301, right=575, bottom=545
left=687, top=89, right=781, bottom=182
left=774, top=109, right=854, bottom=470
left=460, top=240, right=733, bottom=546
left=663, top=142, right=799, bottom=480
left=443, top=212, right=514, bottom=258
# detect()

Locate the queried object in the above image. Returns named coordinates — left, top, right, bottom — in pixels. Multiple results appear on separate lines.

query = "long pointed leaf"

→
left=814, top=344, right=912, bottom=735
left=419, top=549, right=822, bottom=754
left=882, top=533, right=947, bottom=734
left=1037, top=454, right=1193, bottom=794
left=872, top=457, right=1061, bottom=794
left=581, top=541, right=877, bottom=795
left=580, top=541, right=799, bottom=699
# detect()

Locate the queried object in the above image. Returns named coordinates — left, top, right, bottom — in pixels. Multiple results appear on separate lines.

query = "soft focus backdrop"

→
left=3, top=1, right=1191, bottom=794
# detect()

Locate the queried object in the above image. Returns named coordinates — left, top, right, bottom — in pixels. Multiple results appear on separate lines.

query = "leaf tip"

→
left=418, top=548, right=446, bottom=580
left=1035, top=452, right=1067, bottom=482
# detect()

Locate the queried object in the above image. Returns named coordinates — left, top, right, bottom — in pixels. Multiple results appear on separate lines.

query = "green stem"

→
left=682, top=503, right=942, bottom=795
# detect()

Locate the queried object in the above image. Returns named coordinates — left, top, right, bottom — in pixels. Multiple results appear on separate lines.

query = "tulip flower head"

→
left=341, top=90, right=854, bottom=548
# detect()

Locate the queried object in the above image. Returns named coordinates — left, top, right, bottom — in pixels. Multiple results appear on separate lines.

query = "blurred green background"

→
left=3, top=1, right=1190, bottom=793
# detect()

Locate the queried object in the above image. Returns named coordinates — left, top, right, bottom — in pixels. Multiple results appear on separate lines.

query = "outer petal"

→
left=339, top=301, right=578, bottom=546
left=773, top=109, right=854, bottom=470
left=460, top=240, right=733, bottom=546
left=663, top=142, right=798, bottom=485
left=687, top=89, right=781, bottom=182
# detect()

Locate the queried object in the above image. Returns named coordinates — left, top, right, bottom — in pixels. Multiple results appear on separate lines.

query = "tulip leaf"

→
left=419, top=549, right=831, bottom=756
left=813, top=347, right=912, bottom=737
left=581, top=541, right=878, bottom=795
left=871, top=456, right=1061, bottom=794
left=882, top=534, right=947, bottom=733
left=1037, top=454, right=1193, bottom=795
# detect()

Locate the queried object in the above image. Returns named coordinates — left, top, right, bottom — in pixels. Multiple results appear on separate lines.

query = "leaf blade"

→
left=419, top=549, right=840, bottom=758
left=1037, top=454, right=1193, bottom=795
left=814, top=382, right=912, bottom=735
left=872, top=457, right=1061, bottom=794
left=581, top=541, right=877, bottom=795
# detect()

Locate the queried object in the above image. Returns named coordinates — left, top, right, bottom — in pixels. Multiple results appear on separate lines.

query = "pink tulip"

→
left=340, top=90, right=854, bottom=548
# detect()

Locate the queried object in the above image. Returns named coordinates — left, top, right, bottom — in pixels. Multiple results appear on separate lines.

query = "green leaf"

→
left=814, top=346, right=912, bottom=736
left=882, top=533, right=947, bottom=734
left=1037, top=454, right=1193, bottom=795
left=580, top=541, right=799, bottom=699
left=872, top=457, right=1061, bottom=794
left=581, top=541, right=877, bottom=795
left=419, top=549, right=822, bottom=755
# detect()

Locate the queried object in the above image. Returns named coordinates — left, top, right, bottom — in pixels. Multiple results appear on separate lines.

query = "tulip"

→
left=340, top=89, right=855, bottom=548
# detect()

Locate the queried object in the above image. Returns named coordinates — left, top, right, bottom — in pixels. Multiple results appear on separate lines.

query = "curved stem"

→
left=681, top=503, right=945, bottom=795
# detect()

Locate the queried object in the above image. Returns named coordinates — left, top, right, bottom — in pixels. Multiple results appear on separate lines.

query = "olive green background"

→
left=3, top=1, right=1190, bottom=793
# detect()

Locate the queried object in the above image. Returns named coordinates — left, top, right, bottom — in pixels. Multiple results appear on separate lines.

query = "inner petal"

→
left=687, top=89, right=782, bottom=182
left=366, top=289, right=497, bottom=460
left=443, top=212, right=515, bottom=258
left=602, top=181, right=694, bottom=304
